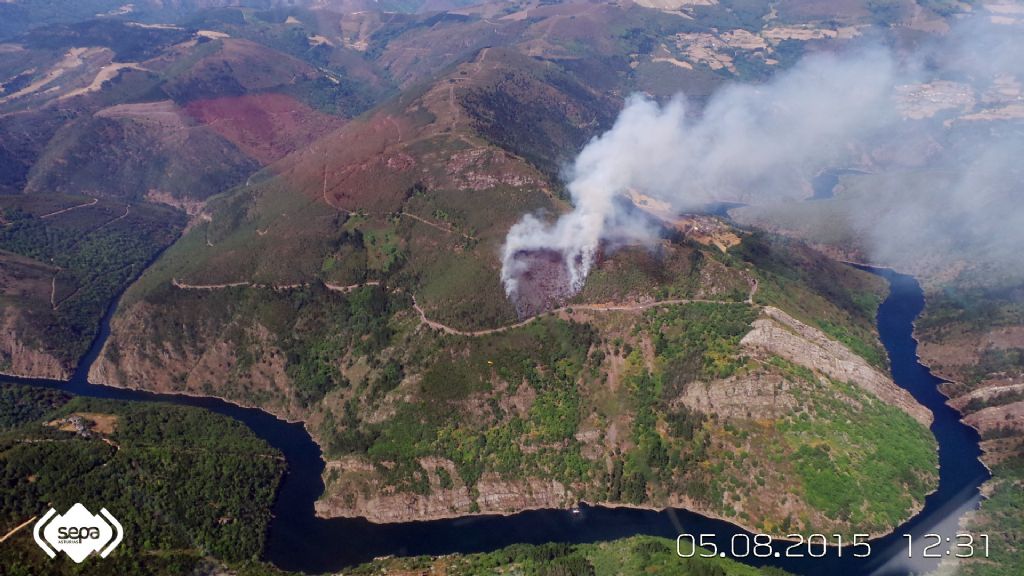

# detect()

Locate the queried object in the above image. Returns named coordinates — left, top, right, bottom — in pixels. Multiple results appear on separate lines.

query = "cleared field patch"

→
left=48, top=411, right=119, bottom=435
left=185, top=93, right=346, bottom=164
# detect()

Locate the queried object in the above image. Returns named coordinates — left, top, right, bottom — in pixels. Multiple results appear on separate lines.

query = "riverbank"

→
left=0, top=266, right=988, bottom=576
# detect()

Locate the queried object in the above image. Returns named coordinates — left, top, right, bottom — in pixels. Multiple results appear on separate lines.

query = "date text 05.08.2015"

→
left=676, top=533, right=991, bottom=560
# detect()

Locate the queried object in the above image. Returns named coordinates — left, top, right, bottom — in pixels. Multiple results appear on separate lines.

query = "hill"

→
left=0, top=381, right=284, bottom=575
left=1, top=0, right=989, bottom=564
left=52, top=0, right=947, bottom=537
left=0, top=194, right=184, bottom=377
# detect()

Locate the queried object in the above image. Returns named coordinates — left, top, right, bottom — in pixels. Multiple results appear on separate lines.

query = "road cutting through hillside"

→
left=411, top=292, right=759, bottom=337
left=39, top=197, right=98, bottom=219
left=171, top=278, right=252, bottom=290
left=170, top=277, right=760, bottom=337
left=5, top=266, right=983, bottom=576
left=0, top=515, right=36, bottom=544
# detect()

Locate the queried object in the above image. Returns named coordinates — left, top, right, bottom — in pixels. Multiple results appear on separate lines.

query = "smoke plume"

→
left=501, top=11, right=1024, bottom=303
left=501, top=48, right=897, bottom=301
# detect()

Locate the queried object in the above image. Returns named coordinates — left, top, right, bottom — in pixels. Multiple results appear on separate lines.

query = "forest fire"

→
left=504, top=247, right=587, bottom=318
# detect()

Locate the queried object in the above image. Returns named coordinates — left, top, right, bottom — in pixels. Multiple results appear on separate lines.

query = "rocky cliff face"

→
left=679, top=371, right=801, bottom=420
left=738, top=306, right=931, bottom=426
left=1, top=313, right=68, bottom=380
left=316, top=456, right=570, bottom=522
left=88, top=300, right=300, bottom=419
left=917, top=320, right=1024, bottom=463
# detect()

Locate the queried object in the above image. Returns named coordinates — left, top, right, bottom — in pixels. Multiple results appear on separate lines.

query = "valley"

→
left=0, top=0, right=1020, bottom=575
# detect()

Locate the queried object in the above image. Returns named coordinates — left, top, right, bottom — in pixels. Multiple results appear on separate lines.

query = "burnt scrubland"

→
left=0, top=382, right=284, bottom=576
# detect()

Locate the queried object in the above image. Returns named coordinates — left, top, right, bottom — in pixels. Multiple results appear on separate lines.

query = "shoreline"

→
left=81, top=370, right=932, bottom=544
left=313, top=494, right=921, bottom=543
left=2, top=258, right=959, bottom=535
left=0, top=366, right=71, bottom=381
left=85, top=373, right=312, bottom=427
left=2, top=257, right=991, bottom=574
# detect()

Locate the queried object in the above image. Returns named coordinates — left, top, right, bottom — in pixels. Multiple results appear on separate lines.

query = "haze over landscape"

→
left=0, top=1, right=1021, bottom=575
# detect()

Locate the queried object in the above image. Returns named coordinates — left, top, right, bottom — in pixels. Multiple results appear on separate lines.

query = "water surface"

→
left=2, top=268, right=988, bottom=575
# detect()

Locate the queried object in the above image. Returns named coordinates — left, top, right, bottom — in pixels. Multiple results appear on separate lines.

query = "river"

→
left=1, top=268, right=989, bottom=575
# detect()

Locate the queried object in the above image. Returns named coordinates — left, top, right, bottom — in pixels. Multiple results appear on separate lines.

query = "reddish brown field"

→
left=185, top=93, right=346, bottom=165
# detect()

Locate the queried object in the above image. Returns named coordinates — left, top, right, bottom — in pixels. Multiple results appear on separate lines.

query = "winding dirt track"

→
left=171, top=277, right=760, bottom=338
left=39, top=197, right=98, bottom=219
left=398, top=211, right=477, bottom=241
left=171, top=278, right=251, bottom=290
left=412, top=292, right=757, bottom=337
left=0, top=516, right=36, bottom=544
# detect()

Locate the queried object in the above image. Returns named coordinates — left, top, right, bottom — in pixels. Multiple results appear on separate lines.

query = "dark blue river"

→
left=1, top=267, right=989, bottom=575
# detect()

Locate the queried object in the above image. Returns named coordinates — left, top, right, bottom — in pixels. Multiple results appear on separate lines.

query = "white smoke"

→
left=501, top=48, right=898, bottom=299
left=500, top=95, right=690, bottom=296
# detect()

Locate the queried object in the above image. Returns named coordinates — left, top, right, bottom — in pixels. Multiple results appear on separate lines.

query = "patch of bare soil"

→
left=60, top=62, right=147, bottom=100
left=628, top=191, right=741, bottom=251
left=48, top=412, right=119, bottom=435
left=95, top=99, right=189, bottom=128
left=185, top=93, right=346, bottom=164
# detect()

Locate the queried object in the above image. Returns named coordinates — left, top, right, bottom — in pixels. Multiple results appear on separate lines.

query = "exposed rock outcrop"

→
left=739, top=306, right=932, bottom=426
left=316, top=456, right=570, bottom=522
left=1, top=314, right=68, bottom=380
left=89, top=301, right=300, bottom=418
left=679, top=372, right=801, bottom=420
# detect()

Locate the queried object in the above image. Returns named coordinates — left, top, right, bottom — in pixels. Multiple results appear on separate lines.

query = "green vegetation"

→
left=963, top=386, right=1024, bottom=412
left=323, top=316, right=599, bottom=493
left=124, top=281, right=400, bottom=408
left=0, top=384, right=69, bottom=430
left=0, top=195, right=184, bottom=369
left=0, top=382, right=284, bottom=575
left=733, top=232, right=887, bottom=368
left=647, top=302, right=759, bottom=389
left=816, top=319, right=887, bottom=369
left=917, top=281, right=1024, bottom=336
left=280, top=285, right=394, bottom=406
left=776, top=377, right=937, bottom=530
left=589, top=303, right=757, bottom=508
left=347, top=535, right=795, bottom=576
left=577, top=244, right=707, bottom=304
left=914, top=271, right=1024, bottom=393
left=959, top=454, right=1024, bottom=576
left=684, top=355, right=938, bottom=536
